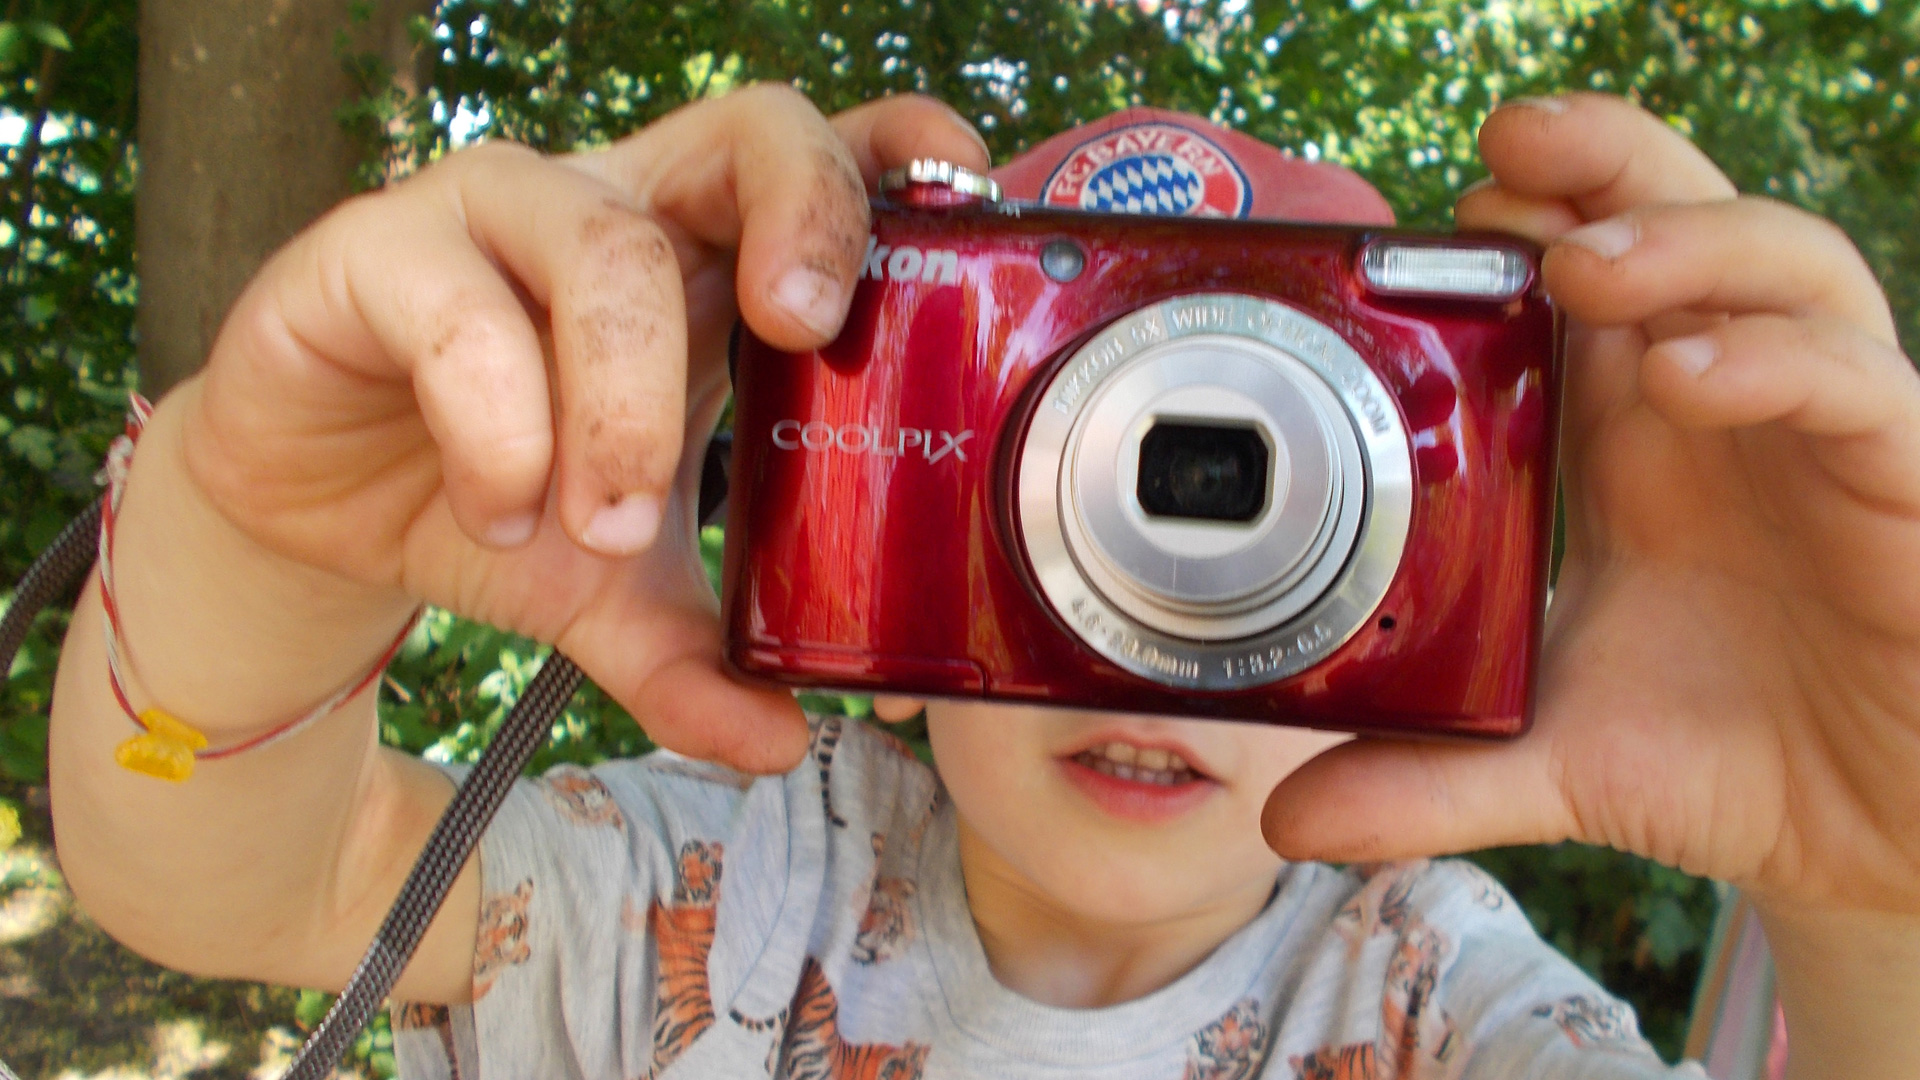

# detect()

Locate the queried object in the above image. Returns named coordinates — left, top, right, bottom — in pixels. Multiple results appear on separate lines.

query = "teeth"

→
left=1074, top=744, right=1199, bottom=787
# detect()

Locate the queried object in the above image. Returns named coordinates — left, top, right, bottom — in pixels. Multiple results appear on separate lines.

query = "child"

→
left=46, top=86, right=1920, bottom=1079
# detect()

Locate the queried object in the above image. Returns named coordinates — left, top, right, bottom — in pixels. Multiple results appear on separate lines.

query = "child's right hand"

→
left=177, top=87, right=986, bottom=772
left=48, top=88, right=984, bottom=1001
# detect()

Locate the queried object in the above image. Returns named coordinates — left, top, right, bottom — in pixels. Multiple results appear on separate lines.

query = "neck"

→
left=955, top=819, right=1276, bottom=1008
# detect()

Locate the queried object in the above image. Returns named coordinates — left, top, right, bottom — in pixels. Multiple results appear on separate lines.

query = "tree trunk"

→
left=135, top=0, right=434, bottom=396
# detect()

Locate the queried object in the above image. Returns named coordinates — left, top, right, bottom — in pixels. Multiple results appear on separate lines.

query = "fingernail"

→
left=1663, top=335, right=1718, bottom=376
left=1507, top=95, right=1570, bottom=115
left=582, top=494, right=662, bottom=556
left=487, top=511, right=540, bottom=548
left=772, top=266, right=844, bottom=339
left=1559, top=218, right=1639, bottom=260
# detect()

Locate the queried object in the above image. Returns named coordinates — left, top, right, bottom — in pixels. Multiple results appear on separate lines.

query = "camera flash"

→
left=1359, top=242, right=1531, bottom=300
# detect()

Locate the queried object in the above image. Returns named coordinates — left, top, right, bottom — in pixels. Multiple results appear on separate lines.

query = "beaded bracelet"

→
left=98, top=394, right=419, bottom=782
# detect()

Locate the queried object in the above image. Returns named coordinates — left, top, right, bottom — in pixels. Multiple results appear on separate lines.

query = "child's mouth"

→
left=1058, top=740, right=1219, bottom=823
left=1070, top=742, right=1200, bottom=786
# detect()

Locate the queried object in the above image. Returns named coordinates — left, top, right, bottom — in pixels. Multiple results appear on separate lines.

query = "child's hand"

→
left=54, top=88, right=986, bottom=1001
left=177, top=87, right=986, bottom=772
left=1262, top=94, right=1920, bottom=925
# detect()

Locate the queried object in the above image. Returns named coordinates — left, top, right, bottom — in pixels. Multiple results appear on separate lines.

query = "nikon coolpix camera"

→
left=720, top=161, right=1561, bottom=738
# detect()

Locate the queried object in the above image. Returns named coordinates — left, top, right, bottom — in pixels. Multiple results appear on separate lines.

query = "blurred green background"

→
left=2, top=0, right=1916, bottom=1074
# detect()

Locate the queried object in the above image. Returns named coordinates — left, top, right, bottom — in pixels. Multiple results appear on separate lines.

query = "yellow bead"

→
left=114, top=709, right=209, bottom=783
left=138, top=708, right=209, bottom=751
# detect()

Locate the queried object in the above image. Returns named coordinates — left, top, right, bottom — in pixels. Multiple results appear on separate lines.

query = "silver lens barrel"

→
left=1016, top=294, right=1413, bottom=690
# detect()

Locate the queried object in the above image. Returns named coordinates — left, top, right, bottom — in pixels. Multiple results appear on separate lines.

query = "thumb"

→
left=1261, top=734, right=1578, bottom=863
left=562, top=583, right=811, bottom=775
left=551, top=484, right=810, bottom=775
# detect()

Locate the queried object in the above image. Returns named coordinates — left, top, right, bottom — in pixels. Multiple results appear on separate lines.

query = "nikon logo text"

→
left=862, top=237, right=961, bottom=285
left=772, top=420, right=974, bottom=463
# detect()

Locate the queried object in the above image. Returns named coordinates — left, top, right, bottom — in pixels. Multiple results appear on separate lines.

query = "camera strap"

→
left=0, top=431, right=734, bottom=1080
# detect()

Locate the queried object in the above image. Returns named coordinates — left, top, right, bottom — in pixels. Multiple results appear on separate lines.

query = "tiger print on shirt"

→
left=642, top=840, right=725, bottom=1080
left=1290, top=1042, right=1381, bottom=1080
left=393, top=1003, right=461, bottom=1080
left=1184, top=998, right=1271, bottom=1079
left=471, top=879, right=533, bottom=1001
left=852, top=832, right=917, bottom=966
left=813, top=715, right=849, bottom=828
left=780, top=956, right=930, bottom=1080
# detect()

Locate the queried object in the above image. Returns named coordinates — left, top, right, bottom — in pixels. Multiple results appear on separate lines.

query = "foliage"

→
left=2, top=0, right=1918, bottom=1074
left=0, top=0, right=137, bottom=789
left=377, top=0, right=1920, bottom=348
left=1467, top=844, right=1724, bottom=1057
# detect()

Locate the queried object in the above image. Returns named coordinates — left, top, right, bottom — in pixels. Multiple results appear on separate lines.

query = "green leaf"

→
left=7, top=425, right=57, bottom=471
left=295, top=989, right=334, bottom=1030
left=23, top=19, right=71, bottom=51
left=20, top=293, right=57, bottom=327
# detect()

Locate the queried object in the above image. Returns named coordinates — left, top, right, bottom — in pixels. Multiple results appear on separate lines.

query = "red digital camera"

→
left=721, top=162, right=1561, bottom=738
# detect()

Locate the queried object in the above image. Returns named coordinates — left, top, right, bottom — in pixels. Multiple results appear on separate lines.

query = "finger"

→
left=872, top=696, right=927, bottom=723
left=1544, top=197, right=1899, bottom=342
left=555, top=542, right=811, bottom=773
left=828, top=94, right=991, bottom=188
left=437, top=141, right=690, bottom=557
left=312, top=187, right=556, bottom=549
left=1478, top=93, right=1737, bottom=219
left=579, top=83, right=873, bottom=349
left=1639, top=314, right=1920, bottom=511
left=1261, top=736, right=1579, bottom=863
left=1453, top=177, right=1584, bottom=244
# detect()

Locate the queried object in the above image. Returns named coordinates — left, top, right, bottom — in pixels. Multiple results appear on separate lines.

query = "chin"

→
left=1052, top=860, right=1264, bottom=926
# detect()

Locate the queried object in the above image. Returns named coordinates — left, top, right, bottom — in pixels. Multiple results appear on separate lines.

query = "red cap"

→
left=989, top=107, right=1394, bottom=227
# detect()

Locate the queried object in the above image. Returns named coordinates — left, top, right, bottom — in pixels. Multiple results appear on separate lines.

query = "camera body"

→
left=721, top=171, right=1561, bottom=738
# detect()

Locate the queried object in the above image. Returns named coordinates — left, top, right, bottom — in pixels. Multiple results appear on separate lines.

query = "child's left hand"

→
left=1261, top=94, right=1920, bottom=936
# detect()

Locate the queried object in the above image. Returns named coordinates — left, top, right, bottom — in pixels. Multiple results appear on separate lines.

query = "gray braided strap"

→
left=284, top=651, right=584, bottom=1080
left=0, top=499, right=101, bottom=674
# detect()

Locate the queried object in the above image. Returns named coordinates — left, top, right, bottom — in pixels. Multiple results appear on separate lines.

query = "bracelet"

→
left=97, top=394, right=420, bottom=782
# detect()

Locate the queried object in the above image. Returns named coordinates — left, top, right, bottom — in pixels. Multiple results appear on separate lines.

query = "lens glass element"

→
left=1136, top=422, right=1269, bottom=523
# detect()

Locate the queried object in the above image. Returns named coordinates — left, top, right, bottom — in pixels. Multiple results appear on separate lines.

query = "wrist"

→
left=107, top=386, right=417, bottom=742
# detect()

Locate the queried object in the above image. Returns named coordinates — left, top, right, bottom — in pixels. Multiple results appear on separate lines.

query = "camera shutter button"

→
left=878, top=159, right=1003, bottom=209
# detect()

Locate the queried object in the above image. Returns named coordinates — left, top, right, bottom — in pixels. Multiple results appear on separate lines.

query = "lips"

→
left=1056, top=732, right=1221, bottom=824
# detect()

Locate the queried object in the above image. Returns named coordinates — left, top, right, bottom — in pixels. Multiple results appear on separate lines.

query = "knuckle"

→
left=574, top=199, right=675, bottom=277
left=443, top=427, right=550, bottom=495
left=788, top=145, right=870, bottom=277
left=575, top=398, right=681, bottom=491
left=484, top=428, right=553, bottom=480
left=418, top=290, right=522, bottom=367
left=450, top=138, right=540, bottom=174
left=735, top=80, right=812, bottom=112
left=478, top=430, right=556, bottom=495
left=561, top=207, right=684, bottom=358
left=565, top=293, right=677, bottom=373
left=1747, top=195, right=1860, bottom=259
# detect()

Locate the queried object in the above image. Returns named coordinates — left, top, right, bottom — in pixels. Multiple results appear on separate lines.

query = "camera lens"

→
left=1017, top=294, right=1412, bottom=689
left=1136, top=423, right=1268, bottom=523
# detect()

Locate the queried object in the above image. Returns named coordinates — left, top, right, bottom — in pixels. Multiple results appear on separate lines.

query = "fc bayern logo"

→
left=1040, top=123, right=1251, bottom=218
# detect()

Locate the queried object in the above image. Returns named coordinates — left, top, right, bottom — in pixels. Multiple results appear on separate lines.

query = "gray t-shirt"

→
left=393, top=716, right=1704, bottom=1079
